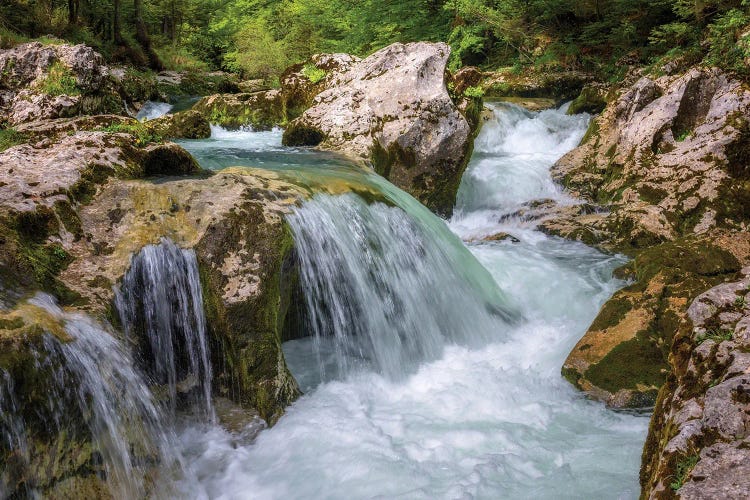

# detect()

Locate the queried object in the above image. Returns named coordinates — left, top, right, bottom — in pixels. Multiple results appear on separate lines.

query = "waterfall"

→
left=115, top=238, right=213, bottom=420
left=0, top=293, right=180, bottom=499
left=287, top=193, right=517, bottom=381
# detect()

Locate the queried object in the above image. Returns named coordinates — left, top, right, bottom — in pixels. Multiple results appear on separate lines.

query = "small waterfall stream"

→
left=0, top=294, right=182, bottom=499
left=116, top=238, right=214, bottom=420
left=287, top=193, right=517, bottom=382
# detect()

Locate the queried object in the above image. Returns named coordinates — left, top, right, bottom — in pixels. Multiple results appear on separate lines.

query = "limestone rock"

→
left=0, top=42, right=123, bottom=125
left=549, top=68, right=750, bottom=251
left=641, top=268, right=750, bottom=498
left=284, top=42, right=475, bottom=216
left=192, top=90, right=285, bottom=130
left=145, top=110, right=211, bottom=139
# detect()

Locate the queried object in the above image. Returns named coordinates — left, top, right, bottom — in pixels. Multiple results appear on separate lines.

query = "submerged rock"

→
left=284, top=42, right=478, bottom=216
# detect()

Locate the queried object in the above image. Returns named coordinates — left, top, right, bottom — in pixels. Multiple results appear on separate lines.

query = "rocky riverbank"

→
left=2, top=33, right=749, bottom=498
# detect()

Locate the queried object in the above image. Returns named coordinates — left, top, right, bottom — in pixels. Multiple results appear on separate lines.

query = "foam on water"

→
left=172, top=102, right=649, bottom=499
left=136, top=101, right=173, bottom=121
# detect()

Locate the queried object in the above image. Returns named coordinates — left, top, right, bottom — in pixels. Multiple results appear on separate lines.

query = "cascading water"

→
left=170, top=107, right=648, bottom=498
left=287, top=193, right=517, bottom=382
left=0, top=293, right=182, bottom=499
left=136, top=100, right=173, bottom=121
left=115, top=237, right=213, bottom=419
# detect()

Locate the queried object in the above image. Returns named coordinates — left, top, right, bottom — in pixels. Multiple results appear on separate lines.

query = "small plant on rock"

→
left=36, top=61, right=81, bottom=96
left=734, top=295, right=747, bottom=309
left=696, top=328, right=734, bottom=344
left=301, top=64, right=327, bottom=84
left=464, top=85, right=484, bottom=99
left=670, top=454, right=699, bottom=491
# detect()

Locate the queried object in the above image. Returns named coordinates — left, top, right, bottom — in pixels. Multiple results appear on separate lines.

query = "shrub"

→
left=464, top=85, right=484, bottom=98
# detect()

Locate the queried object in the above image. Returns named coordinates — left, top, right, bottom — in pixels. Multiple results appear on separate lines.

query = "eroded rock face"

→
left=548, top=68, right=750, bottom=251
left=284, top=42, right=477, bottom=216
left=641, top=268, right=750, bottom=499
left=542, top=67, right=750, bottom=410
left=0, top=42, right=123, bottom=125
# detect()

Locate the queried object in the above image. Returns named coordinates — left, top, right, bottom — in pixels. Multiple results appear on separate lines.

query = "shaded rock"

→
left=145, top=110, right=211, bottom=139
left=192, top=90, right=285, bottom=130
left=482, top=70, right=591, bottom=102
left=492, top=96, right=557, bottom=111
left=567, top=83, right=609, bottom=115
left=284, top=42, right=476, bottom=216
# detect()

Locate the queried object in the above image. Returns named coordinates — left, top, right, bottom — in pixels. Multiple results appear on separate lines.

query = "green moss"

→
left=463, top=85, right=484, bottom=98
left=580, top=117, right=600, bottom=145
left=0, top=128, right=29, bottom=152
left=99, top=122, right=162, bottom=147
left=670, top=454, right=699, bottom=491
left=638, top=185, right=668, bottom=205
left=567, top=86, right=606, bottom=115
left=589, top=295, right=632, bottom=331
left=36, top=61, right=80, bottom=96
left=584, top=330, right=666, bottom=393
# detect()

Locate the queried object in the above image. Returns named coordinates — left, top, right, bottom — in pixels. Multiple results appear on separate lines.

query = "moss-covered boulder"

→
left=567, top=83, right=609, bottom=115
left=192, top=90, right=286, bottom=129
left=145, top=110, right=211, bottom=139
left=481, top=69, right=591, bottom=103
left=563, top=234, right=745, bottom=409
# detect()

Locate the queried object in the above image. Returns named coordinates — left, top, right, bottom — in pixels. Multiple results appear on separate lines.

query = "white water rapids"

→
left=0, top=102, right=648, bottom=499
left=171, top=103, right=649, bottom=499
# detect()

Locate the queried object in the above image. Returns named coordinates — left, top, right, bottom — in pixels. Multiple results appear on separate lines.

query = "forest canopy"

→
left=1, top=0, right=749, bottom=79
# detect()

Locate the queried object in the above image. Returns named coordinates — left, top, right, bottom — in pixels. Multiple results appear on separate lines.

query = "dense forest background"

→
left=1, top=0, right=749, bottom=81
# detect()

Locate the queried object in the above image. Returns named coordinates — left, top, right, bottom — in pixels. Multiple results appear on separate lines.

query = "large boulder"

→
left=546, top=67, right=750, bottom=409
left=641, top=267, right=750, bottom=498
left=0, top=42, right=124, bottom=125
left=283, top=42, right=478, bottom=216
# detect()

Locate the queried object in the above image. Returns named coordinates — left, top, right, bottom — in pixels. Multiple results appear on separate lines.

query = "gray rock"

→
left=283, top=42, right=475, bottom=216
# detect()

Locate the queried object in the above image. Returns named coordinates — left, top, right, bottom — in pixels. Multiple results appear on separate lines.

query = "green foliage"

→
left=301, top=64, right=327, bottom=84
left=100, top=123, right=162, bottom=147
left=0, top=128, right=28, bottom=152
left=705, top=8, right=750, bottom=75
left=36, top=61, right=80, bottom=96
left=735, top=294, right=747, bottom=308
left=463, top=85, right=484, bottom=98
left=670, top=455, right=699, bottom=491
left=696, top=328, right=734, bottom=343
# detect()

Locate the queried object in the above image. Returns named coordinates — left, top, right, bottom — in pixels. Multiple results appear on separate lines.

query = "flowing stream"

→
left=0, top=102, right=648, bottom=499
left=173, top=103, right=649, bottom=498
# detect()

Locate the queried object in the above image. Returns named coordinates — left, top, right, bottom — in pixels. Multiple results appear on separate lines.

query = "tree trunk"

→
left=134, top=0, right=164, bottom=71
left=67, top=0, right=78, bottom=25
left=113, top=0, right=124, bottom=44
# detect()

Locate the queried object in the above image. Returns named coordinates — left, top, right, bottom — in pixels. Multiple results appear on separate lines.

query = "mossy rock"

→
left=567, top=85, right=608, bottom=115
left=145, top=110, right=211, bottom=140
left=192, top=91, right=286, bottom=130
left=562, top=235, right=741, bottom=408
